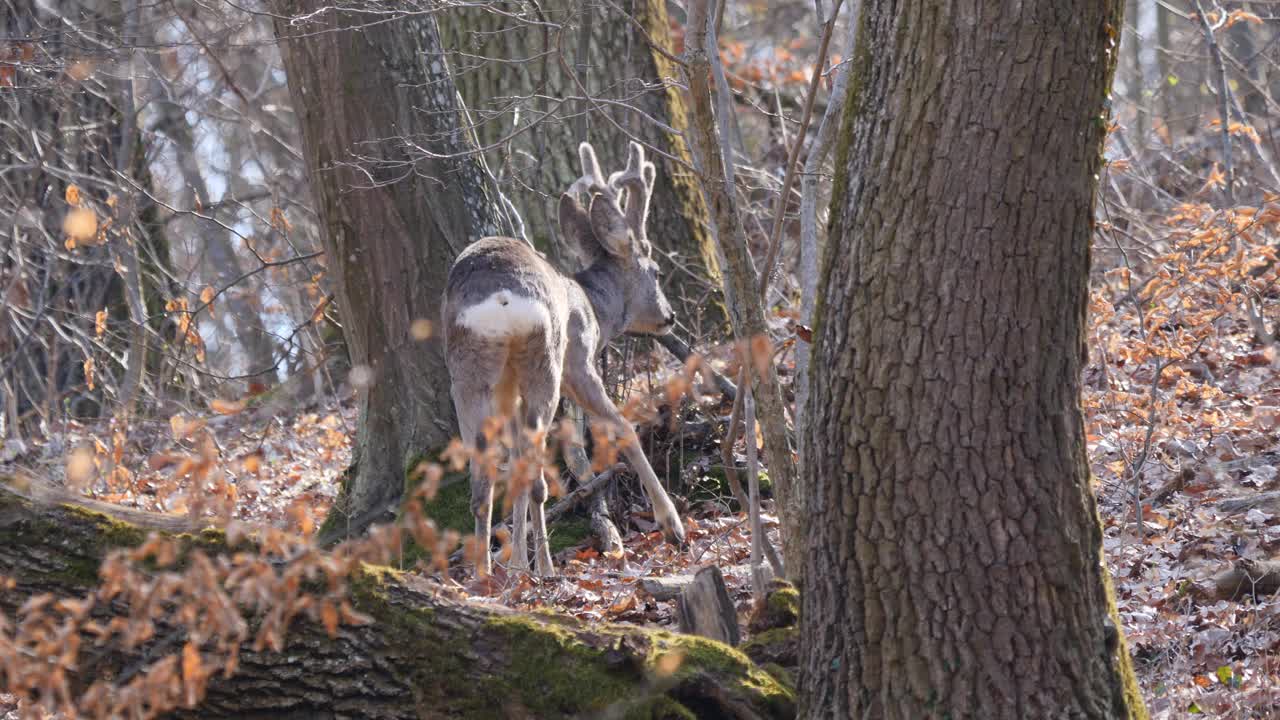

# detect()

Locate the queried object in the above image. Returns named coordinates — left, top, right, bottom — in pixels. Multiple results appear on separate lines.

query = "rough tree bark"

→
left=800, top=2, right=1147, bottom=718
left=439, top=0, right=725, bottom=332
left=272, top=3, right=513, bottom=542
left=0, top=482, right=794, bottom=719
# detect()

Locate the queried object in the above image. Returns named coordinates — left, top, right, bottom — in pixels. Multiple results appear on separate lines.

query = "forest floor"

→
left=4, top=324, right=1279, bottom=718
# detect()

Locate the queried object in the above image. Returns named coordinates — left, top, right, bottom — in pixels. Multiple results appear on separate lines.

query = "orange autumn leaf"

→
left=242, top=452, right=262, bottom=475
left=1225, top=9, right=1263, bottom=27
left=63, top=208, right=97, bottom=241
left=1199, top=163, right=1227, bottom=194
left=182, top=642, right=207, bottom=707
left=210, top=397, right=247, bottom=415
left=200, top=286, right=216, bottom=316
left=310, top=296, right=331, bottom=324
left=320, top=601, right=339, bottom=638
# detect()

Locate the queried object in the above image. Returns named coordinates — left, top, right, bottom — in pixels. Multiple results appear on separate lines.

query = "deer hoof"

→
left=534, top=556, right=555, bottom=578
left=663, top=518, right=688, bottom=549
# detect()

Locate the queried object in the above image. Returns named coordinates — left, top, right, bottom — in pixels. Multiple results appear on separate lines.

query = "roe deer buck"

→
left=442, top=141, right=686, bottom=576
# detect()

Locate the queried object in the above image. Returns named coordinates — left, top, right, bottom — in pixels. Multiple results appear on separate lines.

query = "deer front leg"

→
left=529, top=468, right=553, bottom=576
left=565, top=365, right=686, bottom=547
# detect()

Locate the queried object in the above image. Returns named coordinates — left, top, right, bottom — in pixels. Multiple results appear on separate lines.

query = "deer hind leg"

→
left=450, top=340, right=509, bottom=576
left=493, top=360, right=530, bottom=572
left=452, top=377, right=496, bottom=577
left=523, top=395, right=559, bottom=577
left=516, top=354, right=562, bottom=577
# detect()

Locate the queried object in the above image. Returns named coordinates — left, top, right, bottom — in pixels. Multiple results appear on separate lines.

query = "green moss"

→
left=66, top=504, right=148, bottom=547
left=467, top=618, right=793, bottom=719
left=1102, top=557, right=1150, bottom=720
left=685, top=459, right=773, bottom=511
left=637, top=0, right=728, bottom=333
left=0, top=480, right=793, bottom=719
left=316, top=462, right=356, bottom=542
left=413, top=476, right=476, bottom=535
left=400, top=450, right=597, bottom=562
left=0, top=490, right=240, bottom=586
left=742, top=626, right=796, bottom=654
left=485, top=615, right=640, bottom=715
left=547, top=514, right=592, bottom=555
left=657, top=633, right=795, bottom=716
left=760, top=663, right=796, bottom=694
left=347, top=564, right=421, bottom=623
left=766, top=583, right=799, bottom=624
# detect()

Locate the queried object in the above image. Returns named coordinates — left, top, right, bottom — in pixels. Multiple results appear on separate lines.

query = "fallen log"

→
left=1218, top=490, right=1280, bottom=516
left=640, top=565, right=751, bottom=601
left=656, top=333, right=737, bottom=400
left=0, top=479, right=794, bottom=719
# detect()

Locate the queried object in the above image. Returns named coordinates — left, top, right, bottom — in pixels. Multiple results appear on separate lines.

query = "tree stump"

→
left=677, top=565, right=740, bottom=646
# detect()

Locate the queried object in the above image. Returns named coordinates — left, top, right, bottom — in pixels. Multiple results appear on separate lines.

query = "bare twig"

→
left=758, top=0, right=845, bottom=300
left=1192, top=0, right=1236, bottom=204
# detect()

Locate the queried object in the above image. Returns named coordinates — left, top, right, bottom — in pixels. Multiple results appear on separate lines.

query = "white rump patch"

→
left=456, top=291, right=550, bottom=339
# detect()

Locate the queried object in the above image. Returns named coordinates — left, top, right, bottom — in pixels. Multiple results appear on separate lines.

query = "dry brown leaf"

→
left=63, top=207, right=97, bottom=241
left=210, top=398, right=247, bottom=415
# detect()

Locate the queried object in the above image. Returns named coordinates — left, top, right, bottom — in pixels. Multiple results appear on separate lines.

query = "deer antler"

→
left=609, top=142, right=655, bottom=248
left=568, top=142, right=615, bottom=200
left=567, top=141, right=636, bottom=253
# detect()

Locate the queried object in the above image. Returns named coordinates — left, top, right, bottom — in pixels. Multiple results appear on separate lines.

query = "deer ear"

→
left=589, top=193, right=634, bottom=257
left=558, top=193, right=603, bottom=263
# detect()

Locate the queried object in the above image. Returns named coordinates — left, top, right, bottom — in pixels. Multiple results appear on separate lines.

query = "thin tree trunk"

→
left=1229, top=2, right=1267, bottom=117
left=1126, top=0, right=1147, bottom=142
left=800, top=1, right=1146, bottom=717
left=1154, top=0, right=1171, bottom=123
left=273, top=3, right=511, bottom=543
left=681, top=0, right=802, bottom=578
left=440, top=0, right=726, bottom=333
left=795, top=5, right=858, bottom=486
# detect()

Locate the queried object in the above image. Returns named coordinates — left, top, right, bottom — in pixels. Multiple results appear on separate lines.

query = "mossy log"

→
left=0, top=482, right=794, bottom=719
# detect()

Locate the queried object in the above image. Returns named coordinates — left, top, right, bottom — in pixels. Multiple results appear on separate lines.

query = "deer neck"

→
left=574, top=262, right=629, bottom=349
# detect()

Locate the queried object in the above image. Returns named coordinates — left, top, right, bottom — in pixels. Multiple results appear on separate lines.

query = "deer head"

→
left=559, top=141, right=675, bottom=337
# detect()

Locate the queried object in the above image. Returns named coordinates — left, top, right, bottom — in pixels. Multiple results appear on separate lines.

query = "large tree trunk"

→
left=0, top=481, right=794, bottom=719
left=272, top=4, right=513, bottom=542
left=800, top=2, right=1146, bottom=718
left=439, top=0, right=726, bottom=333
